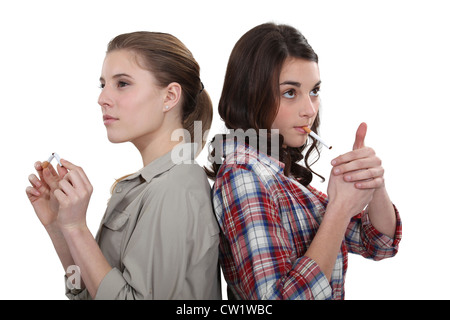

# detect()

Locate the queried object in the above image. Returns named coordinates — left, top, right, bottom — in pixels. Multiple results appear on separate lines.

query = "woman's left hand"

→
left=331, top=122, right=385, bottom=190
left=53, top=159, right=93, bottom=230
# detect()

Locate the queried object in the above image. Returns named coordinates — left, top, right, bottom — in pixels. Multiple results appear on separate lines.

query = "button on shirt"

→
left=66, top=146, right=221, bottom=300
left=212, top=134, right=402, bottom=300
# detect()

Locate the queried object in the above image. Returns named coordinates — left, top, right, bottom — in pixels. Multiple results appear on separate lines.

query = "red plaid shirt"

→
left=212, top=136, right=402, bottom=299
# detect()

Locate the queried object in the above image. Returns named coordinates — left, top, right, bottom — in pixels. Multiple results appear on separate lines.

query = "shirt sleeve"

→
left=65, top=276, right=91, bottom=300
left=345, top=205, right=402, bottom=260
left=216, top=165, right=332, bottom=300
left=306, top=184, right=402, bottom=260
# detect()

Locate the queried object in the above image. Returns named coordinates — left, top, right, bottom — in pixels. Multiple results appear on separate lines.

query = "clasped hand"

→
left=26, top=159, right=93, bottom=231
left=327, top=123, right=385, bottom=218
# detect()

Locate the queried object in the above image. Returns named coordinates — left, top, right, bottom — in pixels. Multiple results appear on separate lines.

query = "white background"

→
left=1, top=0, right=449, bottom=299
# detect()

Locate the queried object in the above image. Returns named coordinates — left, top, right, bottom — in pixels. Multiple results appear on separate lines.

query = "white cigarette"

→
left=52, top=152, right=62, bottom=167
left=303, top=127, right=332, bottom=150
left=42, top=152, right=63, bottom=169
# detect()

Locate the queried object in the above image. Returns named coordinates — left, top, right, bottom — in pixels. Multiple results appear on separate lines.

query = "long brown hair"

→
left=207, top=23, right=323, bottom=185
left=107, top=31, right=212, bottom=148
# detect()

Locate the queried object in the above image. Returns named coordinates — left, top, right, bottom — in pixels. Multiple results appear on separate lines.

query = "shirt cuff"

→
left=64, top=275, right=90, bottom=300
left=289, top=256, right=332, bottom=300
left=360, top=204, right=402, bottom=259
left=94, top=267, right=128, bottom=300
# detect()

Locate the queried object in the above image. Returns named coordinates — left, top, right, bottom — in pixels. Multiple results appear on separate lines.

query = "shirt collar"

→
left=122, top=143, right=198, bottom=183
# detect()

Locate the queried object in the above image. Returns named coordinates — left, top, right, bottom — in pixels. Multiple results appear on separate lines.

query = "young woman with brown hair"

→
left=26, top=31, right=221, bottom=300
left=208, top=23, right=402, bottom=300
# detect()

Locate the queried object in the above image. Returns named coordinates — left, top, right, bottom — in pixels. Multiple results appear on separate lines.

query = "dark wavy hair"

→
left=206, top=23, right=323, bottom=185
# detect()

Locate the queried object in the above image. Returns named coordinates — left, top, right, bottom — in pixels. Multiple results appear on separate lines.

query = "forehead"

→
left=101, top=49, right=148, bottom=77
left=279, top=57, right=320, bottom=85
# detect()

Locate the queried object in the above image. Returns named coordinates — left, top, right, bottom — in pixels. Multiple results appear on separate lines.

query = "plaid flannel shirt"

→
left=212, top=135, right=402, bottom=300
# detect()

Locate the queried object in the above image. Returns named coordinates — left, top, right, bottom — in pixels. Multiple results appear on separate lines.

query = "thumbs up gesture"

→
left=331, top=122, right=385, bottom=190
left=352, top=122, right=367, bottom=150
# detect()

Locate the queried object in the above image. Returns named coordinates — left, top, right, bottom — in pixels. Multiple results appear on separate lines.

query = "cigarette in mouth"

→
left=42, top=152, right=63, bottom=168
left=303, top=127, right=332, bottom=150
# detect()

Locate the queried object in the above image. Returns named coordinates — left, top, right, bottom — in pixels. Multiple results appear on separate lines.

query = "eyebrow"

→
left=279, top=80, right=322, bottom=87
left=99, top=73, right=134, bottom=82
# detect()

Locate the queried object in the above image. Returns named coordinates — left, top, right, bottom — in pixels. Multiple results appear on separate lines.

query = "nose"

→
left=98, top=86, right=113, bottom=109
left=299, top=95, right=318, bottom=118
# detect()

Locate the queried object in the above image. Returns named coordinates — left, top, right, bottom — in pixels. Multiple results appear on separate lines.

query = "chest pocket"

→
left=103, top=209, right=130, bottom=231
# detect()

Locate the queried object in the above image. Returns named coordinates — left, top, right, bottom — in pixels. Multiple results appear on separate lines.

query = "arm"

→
left=53, top=159, right=111, bottom=299
left=306, top=166, right=375, bottom=281
left=367, top=187, right=396, bottom=238
left=26, top=162, right=79, bottom=280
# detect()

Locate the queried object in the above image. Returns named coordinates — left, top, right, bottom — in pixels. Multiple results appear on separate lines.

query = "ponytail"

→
left=182, top=88, right=213, bottom=150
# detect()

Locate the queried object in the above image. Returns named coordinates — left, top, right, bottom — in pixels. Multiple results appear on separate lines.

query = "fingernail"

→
left=331, top=160, right=337, bottom=165
left=33, top=178, right=42, bottom=188
left=334, top=168, right=340, bottom=174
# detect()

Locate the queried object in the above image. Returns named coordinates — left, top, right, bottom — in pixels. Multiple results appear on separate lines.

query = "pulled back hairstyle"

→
left=207, top=23, right=323, bottom=185
left=107, top=31, right=213, bottom=194
left=107, top=31, right=212, bottom=149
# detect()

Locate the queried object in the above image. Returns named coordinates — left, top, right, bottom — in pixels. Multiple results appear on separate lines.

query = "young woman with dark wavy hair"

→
left=208, top=23, right=402, bottom=300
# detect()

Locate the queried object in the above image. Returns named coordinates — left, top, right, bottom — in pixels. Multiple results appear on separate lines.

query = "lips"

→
left=294, top=125, right=309, bottom=134
left=103, top=115, right=118, bottom=120
left=103, top=115, right=119, bottom=125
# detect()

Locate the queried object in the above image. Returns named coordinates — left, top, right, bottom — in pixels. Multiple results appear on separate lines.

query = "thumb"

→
left=57, top=164, right=69, bottom=178
left=353, top=122, right=367, bottom=150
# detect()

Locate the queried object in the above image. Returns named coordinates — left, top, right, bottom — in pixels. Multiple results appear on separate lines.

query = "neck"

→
left=133, top=127, right=182, bottom=167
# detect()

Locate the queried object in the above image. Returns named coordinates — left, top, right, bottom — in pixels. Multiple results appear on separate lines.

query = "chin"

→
left=106, top=133, right=127, bottom=144
left=284, top=137, right=307, bottom=149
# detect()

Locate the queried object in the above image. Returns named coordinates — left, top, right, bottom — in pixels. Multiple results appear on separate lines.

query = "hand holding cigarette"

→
left=42, top=152, right=63, bottom=169
left=26, top=152, right=67, bottom=227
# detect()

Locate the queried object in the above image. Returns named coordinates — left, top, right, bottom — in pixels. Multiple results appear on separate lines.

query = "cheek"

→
left=272, top=106, right=291, bottom=130
left=121, top=92, right=157, bottom=120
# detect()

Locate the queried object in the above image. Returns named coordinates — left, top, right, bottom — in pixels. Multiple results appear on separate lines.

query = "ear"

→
left=162, top=82, right=182, bottom=112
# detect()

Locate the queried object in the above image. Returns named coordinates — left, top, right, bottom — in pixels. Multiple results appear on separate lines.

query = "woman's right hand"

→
left=327, top=170, right=374, bottom=219
left=26, top=161, right=68, bottom=227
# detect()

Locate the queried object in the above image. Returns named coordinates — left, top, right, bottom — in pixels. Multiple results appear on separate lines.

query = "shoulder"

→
left=215, top=154, right=283, bottom=195
left=154, top=162, right=210, bottom=194
left=145, top=162, right=212, bottom=215
left=138, top=162, right=215, bottom=226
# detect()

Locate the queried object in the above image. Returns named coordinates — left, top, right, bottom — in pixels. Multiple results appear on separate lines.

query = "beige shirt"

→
left=66, top=147, right=221, bottom=300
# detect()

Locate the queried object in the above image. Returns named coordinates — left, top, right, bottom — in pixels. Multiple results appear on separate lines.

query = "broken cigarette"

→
left=303, top=127, right=332, bottom=150
left=42, top=152, right=63, bottom=168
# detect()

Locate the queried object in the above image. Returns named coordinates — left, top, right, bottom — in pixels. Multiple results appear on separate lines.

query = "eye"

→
left=118, top=81, right=129, bottom=88
left=310, top=87, right=321, bottom=97
left=282, top=89, right=296, bottom=99
left=99, top=83, right=105, bottom=89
